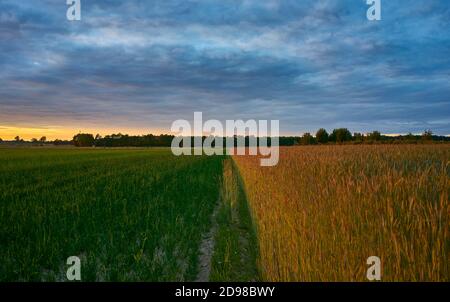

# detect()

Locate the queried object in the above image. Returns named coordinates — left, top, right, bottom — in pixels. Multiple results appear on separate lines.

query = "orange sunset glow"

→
left=0, top=125, right=168, bottom=141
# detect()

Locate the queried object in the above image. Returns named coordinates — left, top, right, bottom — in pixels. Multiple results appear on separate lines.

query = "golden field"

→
left=233, top=145, right=449, bottom=281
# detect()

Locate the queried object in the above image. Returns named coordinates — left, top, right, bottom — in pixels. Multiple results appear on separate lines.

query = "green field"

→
left=1, top=146, right=448, bottom=282
left=0, top=148, right=226, bottom=281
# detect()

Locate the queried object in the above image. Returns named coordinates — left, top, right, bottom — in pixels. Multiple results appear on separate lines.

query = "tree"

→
left=329, top=128, right=352, bottom=143
left=300, top=132, right=316, bottom=145
left=73, top=133, right=95, bottom=147
left=405, top=132, right=415, bottom=140
left=39, top=136, right=47, bottom=143
left=367, top=131, right=381, bottom=141
left=422, top=130, right=433, bottom=141
left=0, top=137, right=3, bottom=143
left=31, top=138, right=38, bottom=143
left=315, top=128, right=329, bottom=144
left=14, top=136, right=20, bottom=142
left=353, top=132, right=363, bottom=142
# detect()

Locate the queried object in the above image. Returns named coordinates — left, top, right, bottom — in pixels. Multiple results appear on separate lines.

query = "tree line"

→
left=297, top=128, right=443, bottom=145
left=72, top=129, right=450, bottom=146
left=1, top=129, right=448, bottom=147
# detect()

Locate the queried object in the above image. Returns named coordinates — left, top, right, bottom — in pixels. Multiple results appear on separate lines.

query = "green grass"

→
left=210, top=159, right=259, bottom=281
left=0, top=148, right=223, bottom=281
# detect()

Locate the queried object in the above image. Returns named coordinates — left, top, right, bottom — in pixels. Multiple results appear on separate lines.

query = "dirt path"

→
left=195, top=158, right=259, bottom=282
left=195, top=198, right=220, bottom=282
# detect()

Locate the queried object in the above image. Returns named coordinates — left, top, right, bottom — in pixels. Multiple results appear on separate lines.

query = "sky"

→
left=0, top=0, right=449, bottom=140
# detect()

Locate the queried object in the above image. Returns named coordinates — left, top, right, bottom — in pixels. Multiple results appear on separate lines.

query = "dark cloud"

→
left=0, top=0, right=449, bottom=135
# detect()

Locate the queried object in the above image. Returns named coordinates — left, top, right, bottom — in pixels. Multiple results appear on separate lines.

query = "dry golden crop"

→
left=233, top=145, right=450, bottom=281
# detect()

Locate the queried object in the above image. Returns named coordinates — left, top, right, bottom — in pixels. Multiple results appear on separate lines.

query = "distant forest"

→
left=1, top=128, right=449, bottom=147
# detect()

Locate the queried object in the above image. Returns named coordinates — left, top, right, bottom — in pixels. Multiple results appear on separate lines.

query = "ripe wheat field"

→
left=233, top=145, right=449, bottom=281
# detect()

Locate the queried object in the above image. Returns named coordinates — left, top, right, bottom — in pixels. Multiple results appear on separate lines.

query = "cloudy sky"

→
left=0, top=0, right=449, bottom=139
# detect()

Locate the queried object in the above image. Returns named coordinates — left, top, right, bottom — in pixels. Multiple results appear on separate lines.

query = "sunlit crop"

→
left=233, top=145, right=449, bottom=281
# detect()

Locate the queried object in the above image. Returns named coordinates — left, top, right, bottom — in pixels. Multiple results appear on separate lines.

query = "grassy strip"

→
left=209, top=158, right=259, bottom=281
